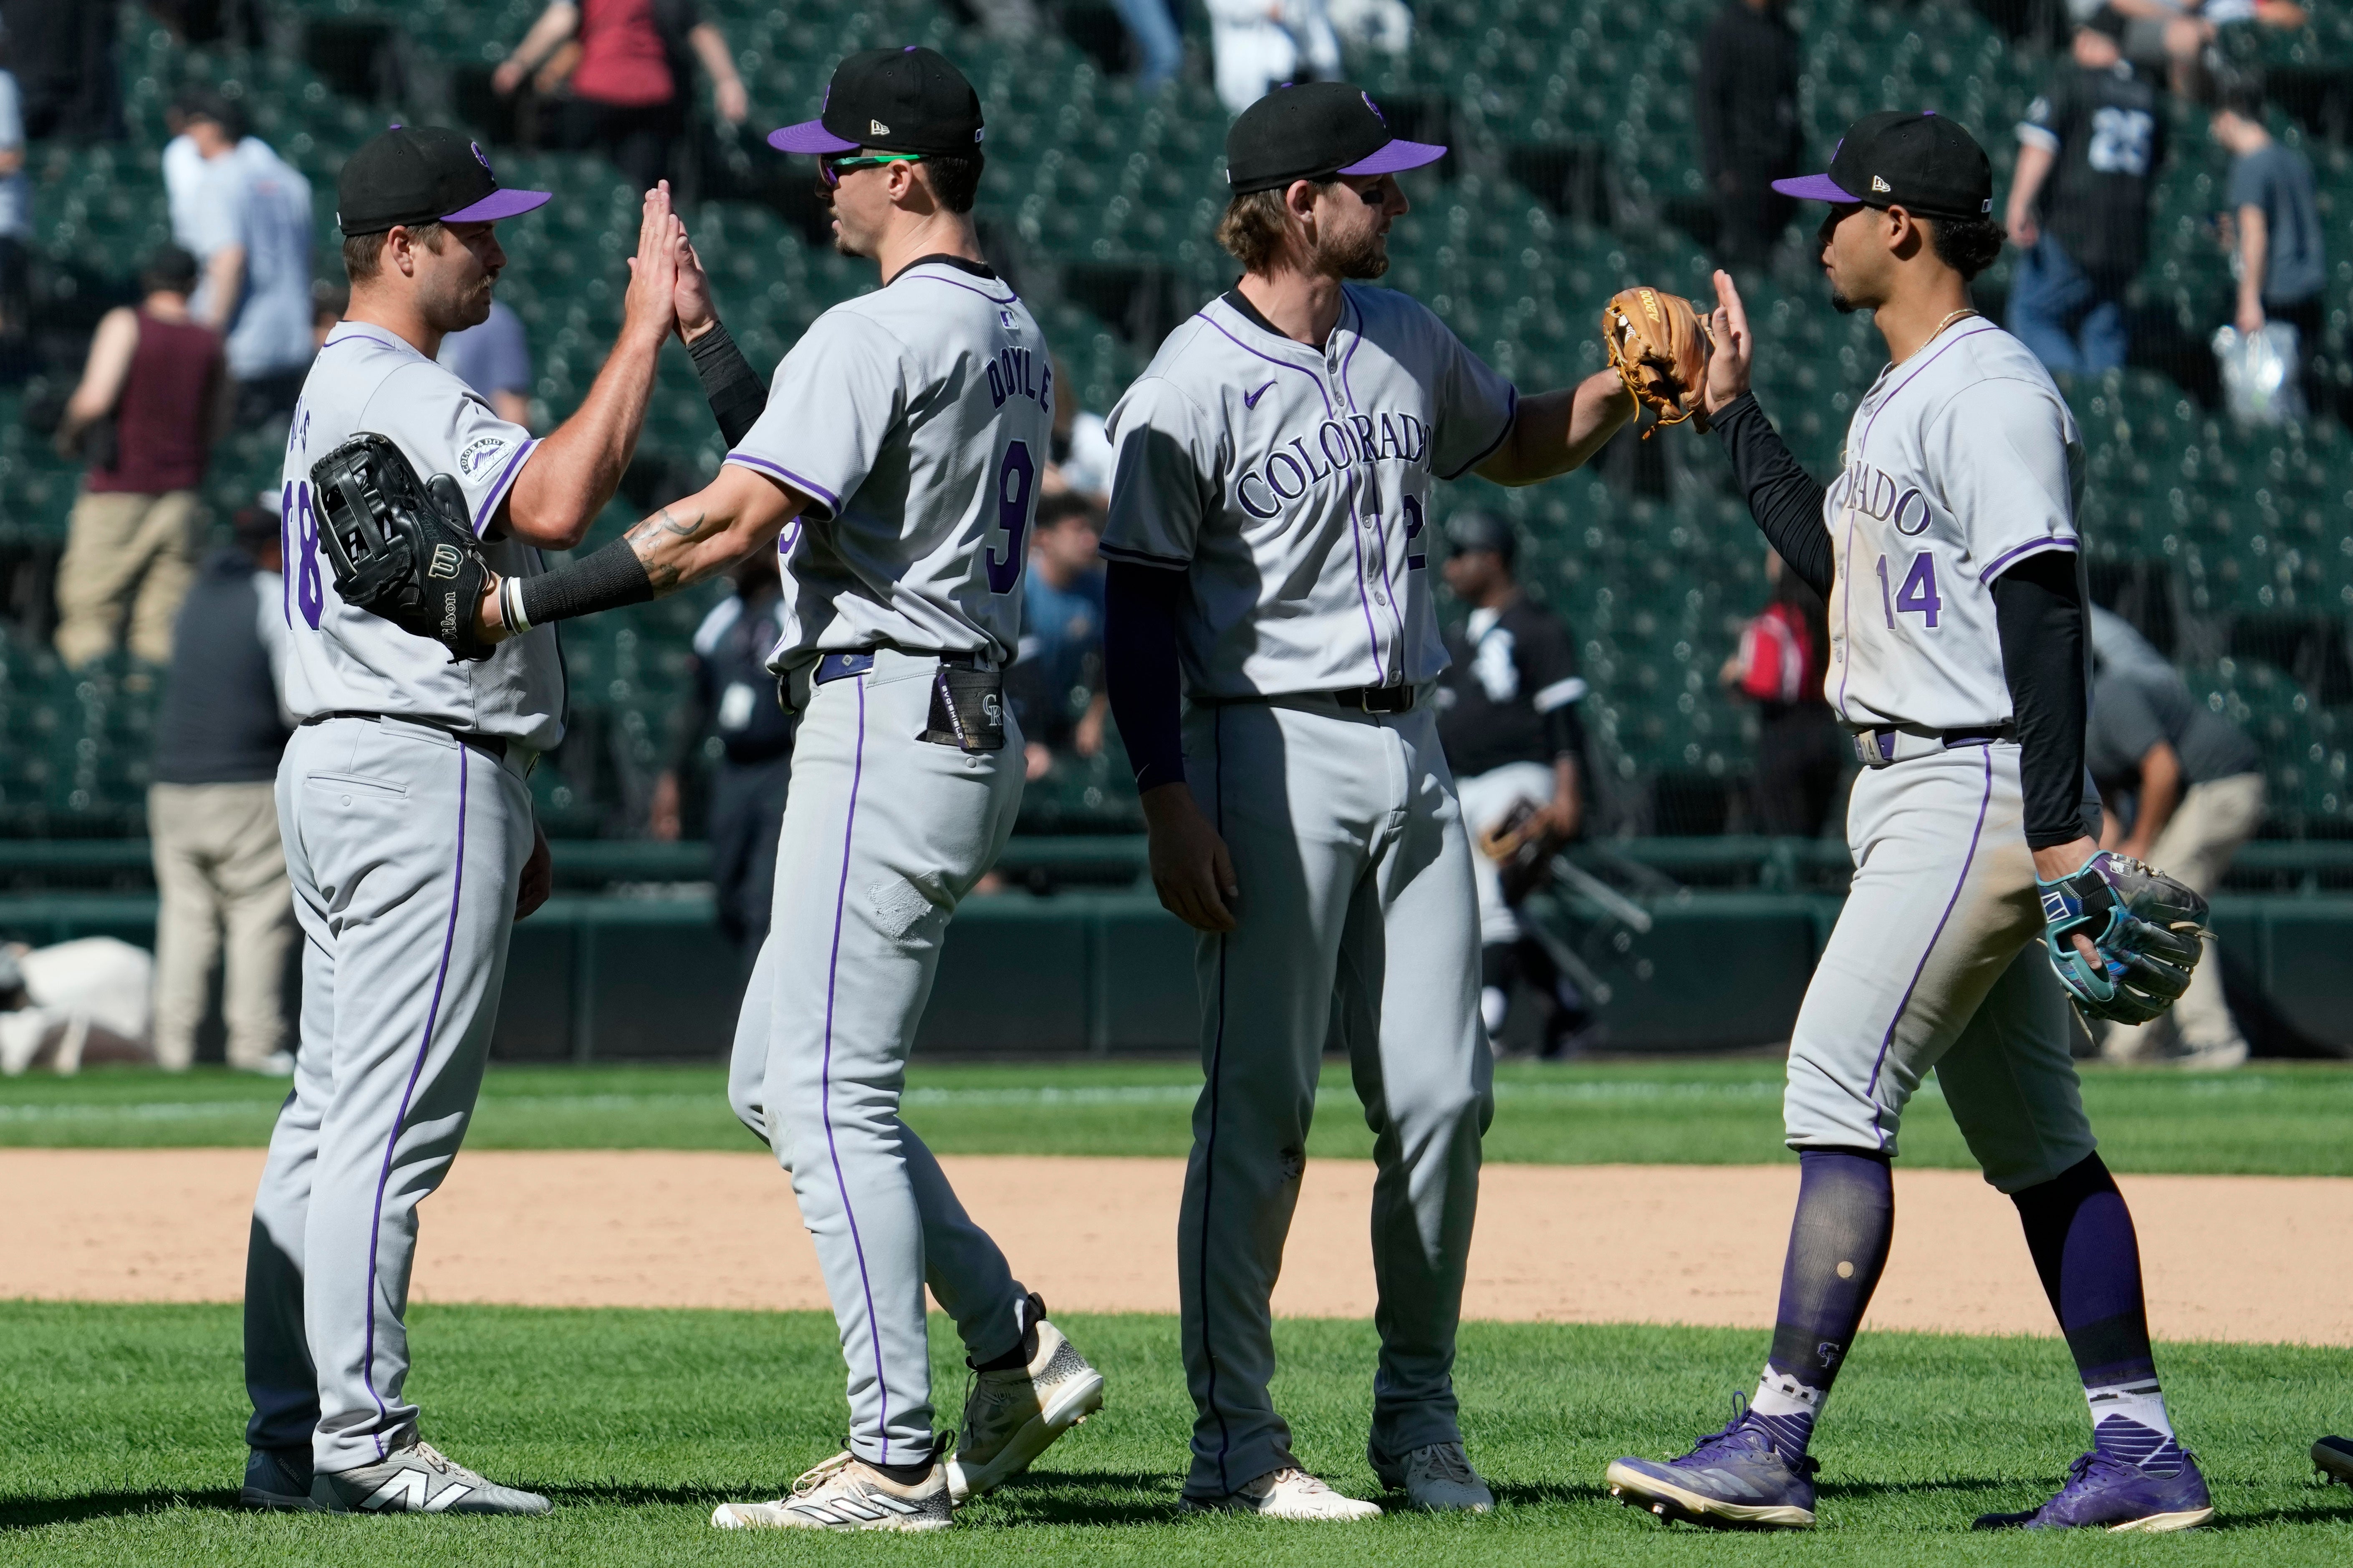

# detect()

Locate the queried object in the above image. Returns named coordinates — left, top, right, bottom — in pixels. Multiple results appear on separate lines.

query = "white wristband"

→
left=501, top=576, right=532, bottom=636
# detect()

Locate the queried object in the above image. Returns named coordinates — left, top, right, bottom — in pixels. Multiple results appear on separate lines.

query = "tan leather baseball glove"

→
left=1601, top=287, right=1713, bottom=434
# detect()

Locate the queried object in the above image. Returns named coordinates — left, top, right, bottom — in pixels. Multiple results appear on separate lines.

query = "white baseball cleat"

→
left=1181, top=1466, right=1383, bottom=1520
left=947, top=1298, right=1106, bottom=1502
left=711, top=1450, right=952, bottom=1532
left=309, top=1440, right=551, bottom=1515
left=1371, top=1441, right=1495, bottom=1512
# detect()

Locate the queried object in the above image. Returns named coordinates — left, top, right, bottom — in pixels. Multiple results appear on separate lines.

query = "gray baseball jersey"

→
left=725, top=257, right=1051, bottom=669
left=1823, top=320, right=2083, bottom=731
left=278, top=322, right=564, bottom=751
left=1100, top=285, right=1517, bottom=696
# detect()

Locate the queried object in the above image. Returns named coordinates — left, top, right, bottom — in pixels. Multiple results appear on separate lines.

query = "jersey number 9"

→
left=986, top=439, right=1037, bottom=595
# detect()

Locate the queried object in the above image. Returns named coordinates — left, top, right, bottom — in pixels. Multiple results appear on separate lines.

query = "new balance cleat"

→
left=712, top=1450, right=953, bottom=1532
left=1370, top=1440, right=1494, bottom=1512
left=1972, top=1449, right=2213, bottom=1532
left=947, top=1295, right=1105, bottom=1502
left=1605, top=1404, right=1818, bottom=1530
left=311, top=1441, right=551, bottom=1515
left=1180, top=1467, right=1383, bottom=1520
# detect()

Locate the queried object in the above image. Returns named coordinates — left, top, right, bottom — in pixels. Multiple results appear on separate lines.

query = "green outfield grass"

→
left=4, top=1058, right=2351, bottom=1175
left=0, top=1301, right=2345, bottom=1565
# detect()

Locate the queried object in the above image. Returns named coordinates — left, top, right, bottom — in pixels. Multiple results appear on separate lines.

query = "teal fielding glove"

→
left=2036, top=850, right=2209, bottom=1025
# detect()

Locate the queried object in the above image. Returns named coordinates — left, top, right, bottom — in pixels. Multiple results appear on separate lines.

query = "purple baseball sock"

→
left=2010, top=1153, right=2181, bottom=1470
left=1747, top=1148, right=1895, bottom=1460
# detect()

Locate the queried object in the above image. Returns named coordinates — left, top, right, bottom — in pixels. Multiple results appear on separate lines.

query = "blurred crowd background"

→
left=0, top=0, right=2345, bottom=1069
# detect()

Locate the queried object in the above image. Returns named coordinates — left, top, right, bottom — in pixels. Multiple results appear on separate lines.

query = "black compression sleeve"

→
left=1992, top=550, right=2092, bottom=850
left=1103, top=560, right=1187, bottom=792
left=686, top=322, right=768, bottom=449
left=516, top=536, right=656, bottom=627
left=1545, top=699, right=1586, bottom=762
left=1714, top=392, right=1834, bottom=598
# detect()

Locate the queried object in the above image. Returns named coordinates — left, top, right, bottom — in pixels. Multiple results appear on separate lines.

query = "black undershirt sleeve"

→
left=1992, top=550, right=2092, bottom=851
left=687, top=322, right=768, bottom=449
left=1546, top=701, right=1587, bottom=766
left=1103, top=560, right=1188, bottom=792
left=1714, top=392, right=1834, bottom=598
left=515, top=535, right=656, bottom=627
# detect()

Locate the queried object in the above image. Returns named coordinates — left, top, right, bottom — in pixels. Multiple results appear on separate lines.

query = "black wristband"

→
left=686, top=322, right=768, bottom=449
left=517, top=536, right=656, bottom=628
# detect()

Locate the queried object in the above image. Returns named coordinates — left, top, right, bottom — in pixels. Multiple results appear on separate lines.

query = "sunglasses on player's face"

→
left=820, top=152, right=928, bottom=188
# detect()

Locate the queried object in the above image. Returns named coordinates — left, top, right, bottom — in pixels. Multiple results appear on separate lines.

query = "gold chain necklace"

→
left=1933, top=307, right=1979, bottom=335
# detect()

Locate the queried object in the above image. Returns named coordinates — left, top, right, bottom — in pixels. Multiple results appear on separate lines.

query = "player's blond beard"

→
left=1314, top=224, right=1391, bottom=281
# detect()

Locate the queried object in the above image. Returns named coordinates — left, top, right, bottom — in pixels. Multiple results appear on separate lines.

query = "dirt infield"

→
left=3, top=1149, right=2345, bottom=1344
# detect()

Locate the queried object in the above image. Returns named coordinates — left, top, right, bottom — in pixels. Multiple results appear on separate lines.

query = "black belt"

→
left=1325, top=684, right=1415, bottom=713
left=304, top=711, right=508, bottom=759
left=1854, top=724, right=2006, bottom=764
left=813, top=648, right=988, bottom=686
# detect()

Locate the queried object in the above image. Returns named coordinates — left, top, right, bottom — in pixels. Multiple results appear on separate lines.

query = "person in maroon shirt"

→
left=53, top=246, right=230, bottom=669
left=492, top=0, right=749, bottom=193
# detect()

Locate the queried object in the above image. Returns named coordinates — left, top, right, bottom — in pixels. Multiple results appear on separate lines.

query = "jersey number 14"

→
left=1876, top=552, right=1941, bottom=629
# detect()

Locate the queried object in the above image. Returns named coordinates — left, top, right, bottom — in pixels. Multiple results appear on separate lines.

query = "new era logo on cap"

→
left=1871, top=175, right=1892, bottom=192
left=871, top=119, right=891, bottom=135
left=768, top=47, right=985, bottom=159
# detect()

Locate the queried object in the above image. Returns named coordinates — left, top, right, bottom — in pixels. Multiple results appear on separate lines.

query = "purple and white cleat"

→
left=1605, top=1403, right=1818, bottom=1530
left=1972, top=1449, right=2213, bottom=1533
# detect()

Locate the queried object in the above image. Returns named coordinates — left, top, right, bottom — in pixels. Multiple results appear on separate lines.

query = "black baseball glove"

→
left=309, top=432, right=495, bottom=662
left=2037, top=850, right=2210, bottom=1025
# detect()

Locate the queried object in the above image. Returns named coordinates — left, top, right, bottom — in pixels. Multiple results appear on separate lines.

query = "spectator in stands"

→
left=1010, top=493, right=1109, bottom=781
left=166, top=91, right=317, bottom=426
left=439, top=299, right=535, bottom=428
left=1111, top=0, right=1184, bottom=93
left=651, top=549, right=793, bottom=967
left=491, top=0, right=750, bottom=195
left=1721, top=547, right=1843, bottom=836
left=2214, top=81, right=2328, bottom=416
left=0, top=3, right=121, bottom=141
left=1208, top=0, right=1341, bottom=116
left=1696, top=0, right=1803, bottom=273
left=1042, top=356, right=1113, bottom=508
left=0, top=29, right=29, bottom=360
left=2006, top=9, right=2165, bottom=378
left=310, top=280, right=346, bottom=351
left=2091, top=0, right=2307, bottom=99
left=149, top=501, right=295, bottom=1075
left=1435, top=511, right=1593, bottom=1056
left=52, top=246, right=227, bottom=670
left=1327, top=0, right=1414, bottom=58
left=2085, top=613, right=2266, bottom=1068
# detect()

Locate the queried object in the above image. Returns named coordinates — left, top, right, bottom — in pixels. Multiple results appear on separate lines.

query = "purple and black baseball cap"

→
left=769, top=47, right=985, bottom=158
left=1772, top=110, right=1993, bottom=220
left=1224, top=82, right=1445, bottom=194
left=336, top=125, right=550, bottom=235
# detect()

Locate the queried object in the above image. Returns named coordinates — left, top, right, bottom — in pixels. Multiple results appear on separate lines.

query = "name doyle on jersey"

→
left=1236, top=411, right=1431, bottom=519
left=985, top=345, right=1052, bottom=413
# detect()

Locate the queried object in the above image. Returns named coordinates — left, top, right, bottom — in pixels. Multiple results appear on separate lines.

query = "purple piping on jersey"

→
left=1834, top=486, right=1861, bottom=722
left=725, top=453, right=844, bottom=517
left=819, top=676, right=891, bottom=1462
left=903, top=269, right=1020, bottom=305
left=321, top=328, right=413, bottom=356
left=1194, top=311, right=1333, bottom=415
left=1439, top=385, right=1520, bottom=481
left=359, top=741, right=470, bottom=1459
left=1861, top=744, right=1993, bottom=1147
left=1856, top=324, right=2000, bottom=453
left=470, top=437, right=538, bottom=533
left=1193, top=703, right=1235, bottom=1495
left=1334, top=292, right=1408, bottom=678
left=1982, top=534, right=2081, bottom=582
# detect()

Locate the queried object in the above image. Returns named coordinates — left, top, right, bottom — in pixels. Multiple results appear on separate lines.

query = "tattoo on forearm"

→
left=623, top=506, right=708, bottom=594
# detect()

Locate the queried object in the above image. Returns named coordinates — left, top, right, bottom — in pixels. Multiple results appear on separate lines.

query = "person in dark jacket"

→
left=2005, top=10, right=2166, bottom=377
left=651, top=548, right=793, bottom=967
left=148, top=502, right=295, bottom=1074
left=1696, top=0, right=1805, bottom=271
left=1721, top=547, right=1844, bottom=835
left=1436, top=511, right=1594, bottom=1056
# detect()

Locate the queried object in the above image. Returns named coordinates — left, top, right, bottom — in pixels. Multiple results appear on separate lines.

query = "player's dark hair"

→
left=923, top=153, right=983, bottom=215
left=1925, top=214, right=2005, bottom=282
left=341, top=221, right=447, bottom=284
left=1217, top=180, right=1340, bottom=272
left=139, top=246, right=201, bottom=297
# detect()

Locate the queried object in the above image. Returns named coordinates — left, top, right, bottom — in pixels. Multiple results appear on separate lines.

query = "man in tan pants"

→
left=147, top=506, right=295, bottom=1073
left=2086, top=654, right=2267, bottom=1069
left=53, top=246, right=227, bottom=668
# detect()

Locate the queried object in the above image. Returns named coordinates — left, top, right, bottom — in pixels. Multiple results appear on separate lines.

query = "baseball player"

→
left=464, top=48, right=1104, bottom=1531
left=1100, top=83, right=1636, bottom=1518
left=1601, top=112, right=2214, bottom=1533
left=1434, top=509, right=1593, bottom=1055
left=240, top=129, right=684, bottom=1514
